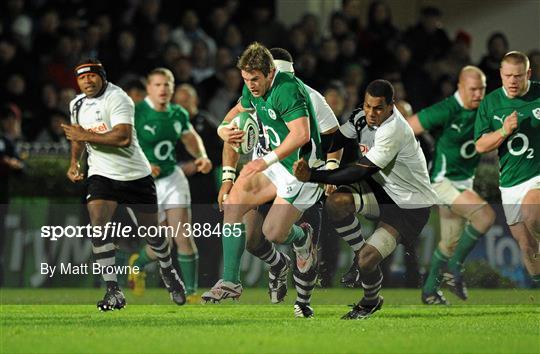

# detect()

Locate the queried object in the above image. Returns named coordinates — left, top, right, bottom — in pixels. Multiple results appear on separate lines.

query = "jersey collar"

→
left=454, top=90, right=465, bottom=108
left=502, top=80, right=531, bottom=98
left=145, top=96, right=170, bottom=111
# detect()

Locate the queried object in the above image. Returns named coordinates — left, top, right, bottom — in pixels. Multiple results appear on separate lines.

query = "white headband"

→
left=273, top=60, right=294, bottom=73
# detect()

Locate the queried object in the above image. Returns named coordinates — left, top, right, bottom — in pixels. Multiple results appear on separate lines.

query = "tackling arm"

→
left=308, top=156, right=380, bottom=185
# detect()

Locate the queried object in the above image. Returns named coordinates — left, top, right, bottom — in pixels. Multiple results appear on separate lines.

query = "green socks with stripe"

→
left=447, top=224, right=483, bottom=273
left=423, top=247, right=448, bottom=294
left=222, top=223, right=246, bottom=284
left=178, top=252, right=199, bottom=295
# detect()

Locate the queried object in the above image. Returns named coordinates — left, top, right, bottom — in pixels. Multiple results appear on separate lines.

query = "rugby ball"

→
left=230, top=111, right=259, bottom=154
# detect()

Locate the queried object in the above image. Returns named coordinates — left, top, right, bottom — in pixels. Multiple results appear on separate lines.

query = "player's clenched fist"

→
left=61, top=124, right=88, bottom=142
left=503, top=111, right=518, bottom=136
left=293, top=158, right=311, bottom=182
left=195, top=157, right=212, bottom=174
left=218, top=180, right=233, bottom=211
left=67, top=162, right=84, bottom=183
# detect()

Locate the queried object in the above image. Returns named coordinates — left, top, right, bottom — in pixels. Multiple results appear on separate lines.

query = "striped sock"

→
left=360, top=266, right=383, bottom=305
left=532, top=274, right=540, bottom=283
left=145, top=236, right=173, bottom=270
left=91, top=238, right=117, bottom=283
left=251, top=239, right=286, bottom=271
left=333, top=214, right=364, bottom=251
left=293, top=266, right=317, bottom=305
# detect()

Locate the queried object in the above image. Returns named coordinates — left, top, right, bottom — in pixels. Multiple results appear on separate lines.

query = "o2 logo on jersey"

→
left=263, top=125, right=281, bottom=146
left=268, top=109, right=277, bottom=120
left=359, top=144, right=370, bottom=155
left=507, top=133, right=534, bottom=159
left=460, top=140, right=477, bottom=159
left=154, top=141, right=175, bottom=161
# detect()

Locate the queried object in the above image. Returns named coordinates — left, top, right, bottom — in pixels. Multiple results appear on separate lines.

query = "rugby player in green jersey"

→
left=475, top=51, right=540, bottom=283
left=129, top=68, right=212, bottom=303
left=408, top=66, right=495, bottom=304
left=201, top=43, right=323, bottom=317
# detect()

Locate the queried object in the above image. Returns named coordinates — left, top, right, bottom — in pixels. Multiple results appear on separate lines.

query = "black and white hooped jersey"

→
left=340, top=107, right=438, bottom=208
left=69, top=83, right=151, bottom=181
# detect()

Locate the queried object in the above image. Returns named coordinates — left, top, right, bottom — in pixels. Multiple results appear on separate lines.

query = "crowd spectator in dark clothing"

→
left=404, top=6, right=451, bottom=66
left=478, top=32, right=509, bottom=92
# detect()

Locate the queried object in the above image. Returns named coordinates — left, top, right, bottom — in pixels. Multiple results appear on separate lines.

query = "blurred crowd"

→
left=1, top=0, right=540, bottom=161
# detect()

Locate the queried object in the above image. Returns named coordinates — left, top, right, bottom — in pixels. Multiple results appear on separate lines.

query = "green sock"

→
left=282, top=224, right=307, bottom=247
left=133, top=246, right=152, bottom=270
left=447, top=224, right=483, bottom=272
left=531, top=274, right=540, bottom=283
left=423, top=247, right=448, bottom=294
left=222, top=223, right=246, bottom=284
left=178, top=252, right=199, bottom=295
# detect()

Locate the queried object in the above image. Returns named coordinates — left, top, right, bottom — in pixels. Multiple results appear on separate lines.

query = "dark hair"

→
left=270, top=48, right=293, bottom=62
left=365, top=79, right=394, bottom=104
left=487, top=32, right=509, bottom=50
left=75, top=57, right=103, bottom=68
left=237, top=42, right=274, bottom=76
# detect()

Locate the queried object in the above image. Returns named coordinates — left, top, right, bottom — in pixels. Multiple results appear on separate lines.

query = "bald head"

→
left=459, top=65, right=486, bottom=83
left=458, top=66, right=486, bottom=109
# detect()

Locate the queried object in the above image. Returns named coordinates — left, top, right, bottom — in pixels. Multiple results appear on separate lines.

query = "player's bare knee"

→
left=261, top=223, right=285, bottom=243
left=326, top=193, right=355, bottom=222
left=470, top=204, right=496, bottom=232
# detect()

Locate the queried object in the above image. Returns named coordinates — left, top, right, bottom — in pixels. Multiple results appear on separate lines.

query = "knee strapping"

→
left=366, top=227, right=396, bottom=259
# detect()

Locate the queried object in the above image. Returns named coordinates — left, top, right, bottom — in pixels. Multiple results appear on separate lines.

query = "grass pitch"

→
left=1, top=288, right=538, bottom=354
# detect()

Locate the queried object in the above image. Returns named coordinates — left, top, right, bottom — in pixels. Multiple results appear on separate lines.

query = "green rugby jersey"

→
left=240, top=71, right=322, bottom=172
left=135, top=98, right=192, bottom=179
left=474, top=81, right=540, bottom=187
left=418, top=92, right=479, bottom=182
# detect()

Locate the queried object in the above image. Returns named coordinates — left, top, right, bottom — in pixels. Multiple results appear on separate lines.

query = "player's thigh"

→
left=224, top=172, right=276, bottom=209
left=262, top=196, right=304, bottom=242
left=521, top=189, right=540, bottom=232
left=87, top=199, right=118, bottom=226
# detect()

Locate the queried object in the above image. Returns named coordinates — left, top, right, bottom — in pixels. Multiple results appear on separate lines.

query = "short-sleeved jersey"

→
left=340, top=108, right=438, bottom=208
left=135, top=98, right=192, bottom=179
left=474, top=81, right=540, bottom=187
left=305, top=84, right=339, bottom=133
left=69, top=83, right=151, bottom=181
left=240, top=71, right=322, bottom=172
left=418, top=91, right=479, bottom=182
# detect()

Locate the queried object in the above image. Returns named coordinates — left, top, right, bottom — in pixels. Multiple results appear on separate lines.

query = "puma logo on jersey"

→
left=493, top=115, right=505, bottom=125
left=144, top=125, right=156, bottom=135
left=450, top=124, right=463, bottom=133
